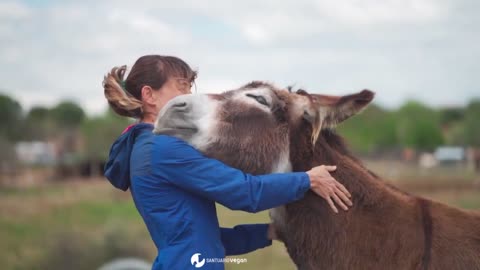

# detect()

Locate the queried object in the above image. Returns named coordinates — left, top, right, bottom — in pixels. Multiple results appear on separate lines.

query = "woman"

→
left=103, top=55, right=352, bottom=270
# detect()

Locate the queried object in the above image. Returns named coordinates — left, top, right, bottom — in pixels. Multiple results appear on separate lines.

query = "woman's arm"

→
left=151, top=135, right=351, bottom=213
left=151, top=136, right=308, bottom=212
left=220, top=224, right=271, bottom=255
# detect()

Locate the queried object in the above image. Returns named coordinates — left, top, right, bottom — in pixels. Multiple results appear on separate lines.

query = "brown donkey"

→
left=153, top=81, right=480, bottom=270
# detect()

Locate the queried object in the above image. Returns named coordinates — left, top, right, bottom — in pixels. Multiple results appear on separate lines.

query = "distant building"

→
left=15, top=141, right=57, bottom=165
left=434, top=146, right=465, bottom=163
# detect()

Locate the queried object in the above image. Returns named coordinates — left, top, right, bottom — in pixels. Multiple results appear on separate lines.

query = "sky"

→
left=0, top=0, right=479, bottom=115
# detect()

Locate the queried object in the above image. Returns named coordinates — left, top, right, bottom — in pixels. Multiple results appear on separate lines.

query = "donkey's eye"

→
left=246, top=94, right=269, bottom=106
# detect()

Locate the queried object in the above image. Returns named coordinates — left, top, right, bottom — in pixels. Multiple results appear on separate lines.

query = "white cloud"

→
left=314, top=0, right=444, bottom=25
left=242, top=24, right=271, bottom=45
left=0, top=0, right=478, bottom=116
left=173, top=0, right=447, bottom=45
left=0, top=1, right=31, bottom=20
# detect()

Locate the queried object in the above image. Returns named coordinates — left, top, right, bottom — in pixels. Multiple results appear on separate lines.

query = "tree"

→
left=396, top=101, right=444, bottom=151
left=23, top=106, right=55, bottom=141
left=79, top=108, right=131, bottom=176
left=50, top=101, right=86, bottom=128
left=81, top=108, right=131, bottom=161
left=464, top=100, right=480, bottom=147
left=28, top=106, right=50, bottom=120
left=338, top=104, right=398, bottom=154
left=47, top=101, right=86, bottom=169
left=0, top=94, right=23, bottom=141
left=439, top=107, right=465, bottom=127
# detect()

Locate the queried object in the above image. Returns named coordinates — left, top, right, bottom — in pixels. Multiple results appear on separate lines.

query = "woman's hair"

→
left=103, top=55, right=197, bottom=118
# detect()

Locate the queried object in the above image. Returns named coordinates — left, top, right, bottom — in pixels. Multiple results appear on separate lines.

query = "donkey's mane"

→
left=241, top=81, right=276, bottom=90
left=320, top=129, right=379, bottom=177
left=318, top=130, right=370, bottom=175
left=317, top=129, right=413, bottom=202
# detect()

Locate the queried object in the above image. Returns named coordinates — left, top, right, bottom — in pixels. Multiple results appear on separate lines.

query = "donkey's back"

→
left=429, top=201, right=480, bottom=270
left=281, top=189, right=480, bottom=270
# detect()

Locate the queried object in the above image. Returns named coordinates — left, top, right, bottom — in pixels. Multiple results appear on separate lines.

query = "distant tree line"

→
left=1, top=92, right=479, bottom=164
left=0, top=93, right=130, bottom=171
left=338, top=100, right=480, bottom=154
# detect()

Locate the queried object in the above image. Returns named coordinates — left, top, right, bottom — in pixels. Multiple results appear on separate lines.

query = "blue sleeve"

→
left=151, top=135, right=310, bottom=213
left=220, top=224, right=272, bottom=255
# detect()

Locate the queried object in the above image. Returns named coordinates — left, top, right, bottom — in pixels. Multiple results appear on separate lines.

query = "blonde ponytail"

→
left=103, top=66, right=143, bottom=118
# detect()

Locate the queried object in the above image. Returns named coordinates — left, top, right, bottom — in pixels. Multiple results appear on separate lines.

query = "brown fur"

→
left=203, top=84, right=290, bottom=174
left=286, top=123, right=480, bottom=269
left=183, top=82, right=480, bottom=269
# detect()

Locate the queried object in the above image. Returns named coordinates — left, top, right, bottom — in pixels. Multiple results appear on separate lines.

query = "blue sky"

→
left=0, top=0, right=479, bottom=115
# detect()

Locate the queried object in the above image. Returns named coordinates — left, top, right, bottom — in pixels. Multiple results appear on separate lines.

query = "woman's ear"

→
left=141, top=85, right=156, bottom=105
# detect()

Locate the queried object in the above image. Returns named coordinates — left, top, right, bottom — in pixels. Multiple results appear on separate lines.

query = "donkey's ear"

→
left=311, top=89, right=374, bottom=128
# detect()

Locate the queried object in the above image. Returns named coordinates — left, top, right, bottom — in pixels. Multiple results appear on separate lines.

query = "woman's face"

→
left=140, top=77, right=193, bottom=123
left=157, top=78, right=192, bottom=110
left=145, top=77, right=190, bottom=114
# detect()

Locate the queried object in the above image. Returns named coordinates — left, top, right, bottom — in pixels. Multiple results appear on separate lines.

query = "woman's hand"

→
left=306, top=165, right=352, bottom=213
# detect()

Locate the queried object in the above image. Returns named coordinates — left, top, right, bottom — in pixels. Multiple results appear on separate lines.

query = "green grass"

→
left=217, top=206, right=296, bottom=270
left=50, top=200, right=139, bottom=226
left=0, top=176, right=479, bottom=270
left=0, top=181, right=154, bottom=270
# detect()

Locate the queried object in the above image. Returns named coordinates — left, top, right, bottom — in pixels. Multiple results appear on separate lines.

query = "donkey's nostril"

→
left=173, top=102, right=187, bottom=108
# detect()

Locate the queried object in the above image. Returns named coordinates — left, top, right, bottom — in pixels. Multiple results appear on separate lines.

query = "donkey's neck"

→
left=311, top=130, right=411, bottom=206
left=285, top=130, right=432, bottom=270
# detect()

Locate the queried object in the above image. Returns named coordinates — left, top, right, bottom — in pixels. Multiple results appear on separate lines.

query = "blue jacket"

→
left=104, top=123, right=310, bottom=270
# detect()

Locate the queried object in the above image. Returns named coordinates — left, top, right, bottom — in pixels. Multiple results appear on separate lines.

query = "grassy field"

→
left=0, top=169, right=479, bottom=270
